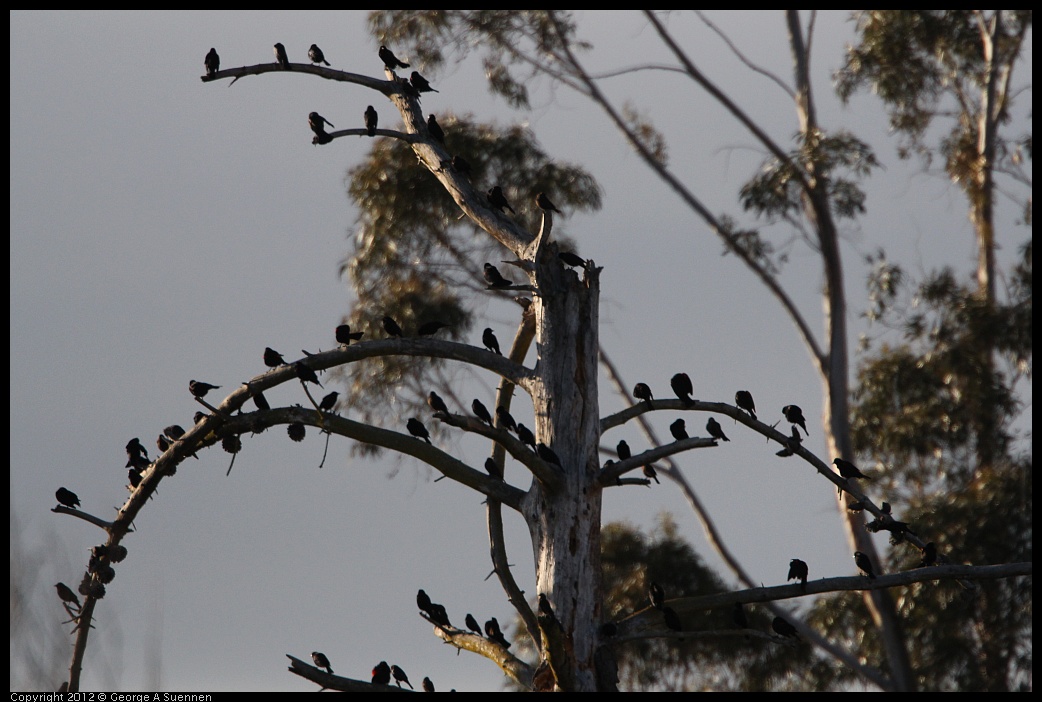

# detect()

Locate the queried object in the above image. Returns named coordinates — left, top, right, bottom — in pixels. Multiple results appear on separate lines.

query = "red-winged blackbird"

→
left=407, top=417, right=431, bottom=444
left=483, top=262, right=513, bottom=289
left=472, top=399, right=493, bottom=426
left=311, top=651, right=333, bottom=674
left=364, top=106, right=378, bottom=137
left=537, top=443, right=562, bottom=468
left=558, top=251, right=586, bottom=268
left=782, top=405, right=809, bottom=435
left=495, top=406, right=517, bottom=433
left=482, top=328, right=501, bottom=355
left=617, top=439, right=631, bottom=461
left=417, top=320, right=449, bottom=336
left=372, top=660, right=392, bottom=685
left=772, top=616, right=798, bottom=638
left=308, top=112, right=335, bottom=137
left=788, top=558, right=808, bottom=589
left=706, top=417, right=730, bottom=442
left=516, top=423, right=536, bottom=449
left=633, top=382, right=654, bottom=404
left=451, top=155, right=472, bottom=177
left=669, top=418, right=688, bottom=441
left=308, top=44, right=330, bottom=66
left=487, top=186, right=515, bottom=214
left=379, top=45, right=409, bottom=70
left=484, top=617, right=511, bottom=648
left=391, top=664, right=412, bottom=689
left=735, top=390, right=756, bottom=419
left=643, top=464, right=660, bottom=484
left=273, top=43, right=289, bottom=69
left=833, top=457, right=871, bottom=481
left=382, top=316, right=403, bottom=338
left=535, top=192, right=561, bottom=213
left=426, top=114, right=445, bottom=143
left=189, top=380, right=220, bottom=398
left=732, top=602, right=748, bottom=629
left=204, top=48, right=219, bottom=76
left=264, top=347, right=287, bottom=368
left=670, top=373, right=694, bottom=405
left=318, top=391, right=339, bottom=411
left=410, top=71, right=438, bottom=93
left=648, top=581, right=665, bottom=609
left=335, top=324, right=364, bottom=345
left=662, top=606, right=683, bottom=632
left=465, top=613, right=483, bottom=635
left=854, top=551, right=876, bottom=579
left=55, top=582, right=81, bottom=608
left=55, top=487, right=80, bottom=509
left=293, top=362, right=323, bottom=387
left=920, top=542, right=937, bottom=567
left=427, top=391, right=449, bottom=415
left=422, top=677, right=435, bottom=692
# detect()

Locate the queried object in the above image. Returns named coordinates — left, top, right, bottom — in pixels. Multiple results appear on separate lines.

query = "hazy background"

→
left=10, top=10, right=1030, bottom=691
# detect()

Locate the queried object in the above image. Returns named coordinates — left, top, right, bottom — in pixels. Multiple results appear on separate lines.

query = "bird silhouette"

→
left=383, top=316, right=404, bottom=338
left=156, top=434, right=170, bottom=453
left=787, top=558, right=808, bottom=590
left=55, top=582, right=81, bottom=609
left=920, top=542, right=938, bottom=567
left=125, top=437, right=149, bottom=467
left=407, top=417, right=431, bottom=443
left=648, top=581, right=665, bottom=609
left=417, top=320, right=449, bottom=336
left=487, top=186, right=515, bottom=214
left=633, top=382, right=654, bottom=405
left=670, top=373, right=694, bottom=405
left=422, top=677, right=435, bottom=693
left=537, top=593, right=558, bottom=625
left=535, top=192, right=561, bottom=213
left=163, top=425, right=186, bottom=441
left=318, top=391, right=339, bottom=411
left=558, top=251, right=587, bottom=268
left=372, top=660, right=392, bottom=685
left=495, top=406, right=517, bottom=433
left=484, top=617, right=511, bottom=648
left=854, top=551, right=876, bottom=579
left=293, top=361, right=323, bottom=387
left=364, top=105, right=378, bottom=137
left=308, top=112, right=335, bottom=137
left=263, top=346, right=287, bottom=368
left=643, top=464, right=660, bottom=484
left=391, top=664, right=412, bottom=689
left=379, top=45, right=409, bottom=70
left=204, top=48, right=220, bottom=76
left=617, top=439, right=631, bottom=461
left=669, top=418, right=688, bottom=441
left=410, top=71, right=438, bottom=93
left=273, top=42, right=289, bottom=69
left=482, top=327, right=502, bottom=355
left=833, top=457, right=871, bottom=481
left=311, top=651, right=333, bottom=674
left=537, top=443, right=563, bottom=468
left=772, top=616, right=798, bottom=638
left=335, top=324, right=364, bottom=345
left=516, top=423, right=536, bottom=449
left=735, top=390, right=756, bottom=419
left=308, top=44, right=330, bottom=66
left=253, top=392, right=271, bottom=411
left=465, top=613, right=483, bottom=635
left=782, top=405, right=809, bottom=435
left=483, top=262, right=514, bottom=288
left=472, top=399, right=493, bottom=426
left=451, top=154, right=472, bottom=177
left=427, top=114, right=445, bottom=143
left=427, top=391, right=449, bottom=415
left=706, top=417, right=730, bottom=442
left=55, top=487, right=80, bottom=509
left=189, top=380, right=220, bottom=398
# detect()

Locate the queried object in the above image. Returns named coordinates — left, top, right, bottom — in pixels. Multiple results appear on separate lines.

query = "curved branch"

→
left=598, top=437, right=717, bottom=486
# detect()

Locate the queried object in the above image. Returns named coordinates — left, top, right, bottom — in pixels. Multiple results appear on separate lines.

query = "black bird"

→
left=782, top=405, right=809, bottom=435
left=880, top=501, right=891, bottom=514
left=308, top=44, right=330, bottom=66
left=163, top=425, right=186, bottom=441
left=156, top=434, right=170, bottom=453
left=920, top=542, right=937, bottom=568
left=472, top=398, right=493, bottom=426
left=732, top=602, right=748, bottom=629
left=735, top=390, right=756, bottom=420
left=372, top=661, right=392, bottom=685
left=427, top=391, right=449, bottom=415
left=55, top=582, right=81, bottom=609
left=482, top=327, right=502, bottom=355
left=516, top=423, right=536, bottom=450
left=364, top=105, right=378, bottom=137
left=428, top=602, right=451, bottom=628
left=648, top=581, right=665, bottom=609
left=484, top=617, right=511, bottom=648
left=422, top=677, right=435, bottom=693
left=263, top=346, right=287, bottom=368
left=854, top=551, right=876, bottom=579
left=391, top=664, right=412, bottom=689
left=788, top=558, right=808, bottom=590
left=128, top=467, right=143, bottom=489
left=772, top=616, right=798, bottom=638
left=189, top=380, right=220, bottom=398
left=308, top=112, right=335, bottom=137
left=558, top=251, right=587, bottom=268
left=535, top=192, right=561, bottom=213
left=451, top=154, right=472, bottom=177
left=833, top=457, right=872, bottom=481
left=126, top=437, right=149, bottom=467
left=204, top=48, right=220, bottom=76
left=311, top=651, right=333, bottom=674
left=643, top=464, right=660, bottom=484
left=55, top=487, right=80, bottom=509
left=537, top=594, right=559, bottom=626
left=407, top=417, right=431, bottom=444
left=669, top=418, right=688, bottom=441
left=537, top=443, right=563, bottom=468
left=273, top=42, right=289, bottom=69
left=417, top=320, right=449, bottom=336
left=318, top=391, right=339, bottom=411
left=495, top=406, right=517, bottom=433
left=335, top=324, right=364, bottom=345
left=416, top=588, right=433, bottom=613
left=483, top=262, right=514, bottom=288
left=193, top=411, right=207, bottom=424
left=293, top=361, right=323, bottom=387
left=427, top=113, right=445, bottom=143
left=487, top=186, right=515, bottom=214
left=379, top=45, right=409, bottom=70
left=617, top=439, right=631, bottom=461
left=662, top=606, right=683, bottom=633
left=633, top=382, right=654, bottom=405
left=670, top=372, right=694, bottom=405
left=410, top=71, right=438, bottom=93
left=383, top=316, right=404, bottom=338
left=706, top=417, right=730, bottom=442
left=253, top=391, right=271, bottom=411
left=465, top=613, right=483, bottom=635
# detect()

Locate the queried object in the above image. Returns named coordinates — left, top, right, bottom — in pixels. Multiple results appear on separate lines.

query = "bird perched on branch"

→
left=616, top=439, right=631, bottom=461
left=125, top=437, right=150, bottom=468
left=311, top=651, right=333, bottom=674
left=643, top=464, right=660, bottom=484
left=495, top=406, right=517, bottom=433
left=427, top=114, right=445, bottom=143
left=465, top=613, right=483, bottom=635
left=537, top=594, right=559, bottom=627
left=364, top=105, right=378, bottom=137
left=379, top=45, right=409, bottom=70
left=772, top=616, right=798, bottom=638
left=410, top=71, right=438, bottom=93
left=293, top=361, right=323, bottom=387
left=485, top=617, right=511, bottom=648
left=407, top=418, right=431, bottom=444
left=782, top=405, right=809, bottom=435
left=648, top=581, right=665, bottom=610
left=318, top=391, right=339, bottom=412
left=382, top=316, right=403, bottom=338
left=308, top=44, right=330, bottom=66
left=55, top=582, right=81, bottom=609
left=487, top=186, right=515, bottom=214
left=735, top=390, right=756, bottom=419
left=854, top=551, right=876, bottom=579
left=422, top=677, right=435, bottom=693
left=308, top=112, right=335, bottom=138
left=472, top=399, right=493, bottom=426
left=273, top=42, right=289, bottom=69
left=482, top=327, right=502, bottom=355
left=633, top=382, right=654, bottom=405
left=537, top=443, right=563, bottom=468
left=670, top=373, right=694, bottom=405
left=417, top=320, right=449, bottom=337
left=483, top=262, right=514, bottom=288
left=335, top=324, right=363, bottom=345
left=263, top=346, right=287, bottom=368
left=833, top=457, right=872, bottom=481
left=669, top=418, right=688, bottom=441
left=787, top=558, right=808, bottom=590
left=204, top=48, right=219, bottom=76
left=535, top=192, right=561, bottom=213
left=55, top=487, right=80, bottom=509
left=558, top=251, right=587, bottom=268
left=516, top=423, right=536, bottom=450
left=391, top=664, right=412, bottom=689
left=372, top=660, right=392, bottom=685
left=451, top=155, right=472, bottom=177
left=189, top=380, right=220, bottom=398
left=427, top=391, right=449, bottom=415
left=706, top=417, right=730, bottom=442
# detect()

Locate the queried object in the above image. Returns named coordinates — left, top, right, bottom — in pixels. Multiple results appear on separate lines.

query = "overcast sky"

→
left=10, top=11, right=1031, bottom=692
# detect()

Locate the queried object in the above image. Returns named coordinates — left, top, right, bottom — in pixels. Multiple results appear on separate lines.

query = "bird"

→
left=487, top=186, right=515, bottom=214
left=383, top=316, right=404, bottom=338
left=273, top=42, right=289, bottom=69
left=128, top=467, right=143, bottom=489
left=633, top=382, right=654, bottom=405
left=535, top=192, right=561, bottom=213
left=364, top=105, right=378, bottom=137
left=335, top=324, right=364, bottom=345
left=484, top=617, right=511, bottom=648
left=204, top=48, right=220, bottom=76
left=427, top=113, right=445, bottom=143
left=537, top=594, right=559, bottom=626
left=372, top=660, right=392, bottom=685
left=407, top=417, right=431, bottom=444
left=833, top=457, right=872, bottom=481
left=379, top=45, right=409, bottom=70
left=263, top=346, right=287, bottom=368
left=427, top=391, right=449, bottom=415
left=308, top=112, right=335, bottom=137
left=669, top=418, right=688, bottom=441
left=788, top=558, right=809, bottom=590
left=920, top=542, right=937, bottom=567
left=483, top=262, right=514, bottom=288
left=422, top=677, right=435, bottom=693
left=782, top=405, right=809, bottom=435
left=156, top=434, right=170, bottom=453
left=648, top=581, right=665, bottom=609
left=193, top=411, right=207, bottom=424
left=495, top=406, right=517, bottom=433
left=318, top=391, right=339, bottom=411
left=670, top=372, right=694, bottom=405
left=558, top=251, right=587, bottom=268
left=428, top=602, right=451, bottom=628
left=537, top=443, right=563, bottom=468
left=451, top=154, right=472, bottom=177
left=617, top=439, right=631, bottom=461
left=189, top=380, right=220, bottom=398
left=417, top=320, right=449, bottom=336
left=662, top=606, right=683, bottom=633
left=55, top=582, right=81, bottom=609
left=482, top=327, right=502, bottom=355
left=293, top=361, right=323, bottom=387
left=472, top=399, right=493, bottom=426
left=643, top=464, right=660, bottom=484
left=391, top=664, right=413, bottom=689
left=253, top=392, right=271, bottom=411
left=409, top=70, right=438, bottom=93
left=55, top=487, right=80, bottom=509
left=735, top=390, right=757, bottom=419
left=516, top=423, right=536, bottom=449
left=311, top=651, right=333, bottom=674
left=163, top=425, right=186, bottom=441
left=706, top=417, right=730, bottom=442
left=772, top=616, right=798, bottom=638
left=125, top=437, right=149, bottom=467
left=732, top=602, right=748, bottom=629
left=416, top=588, right=433, bottom=613
left=854, top=551, right=876, bottom=579
left=308, top=44, right=330, bottom=66
left=465, top=613, right=483, bottom=635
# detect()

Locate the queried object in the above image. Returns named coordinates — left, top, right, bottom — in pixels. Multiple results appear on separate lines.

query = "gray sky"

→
left=10, top=10, right=1031, bottom=692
